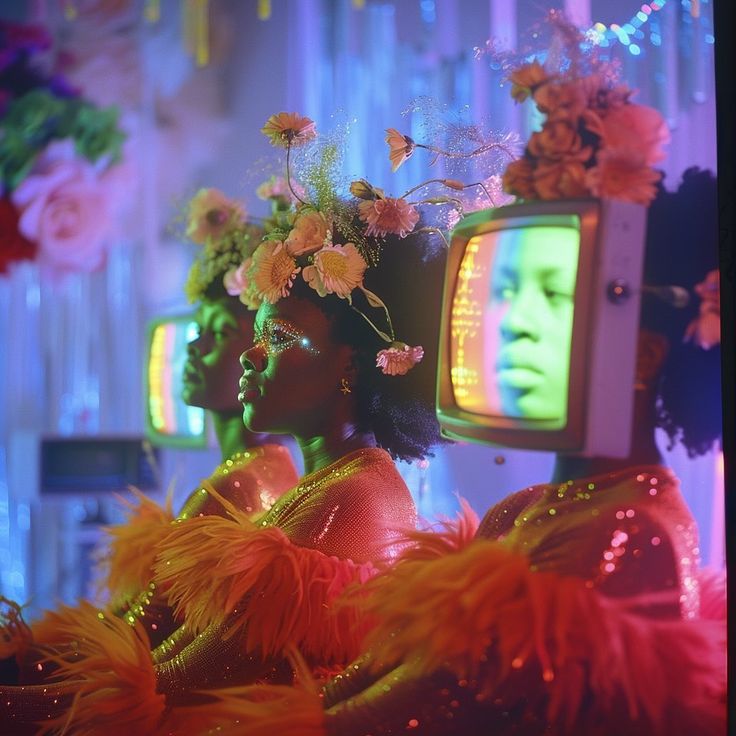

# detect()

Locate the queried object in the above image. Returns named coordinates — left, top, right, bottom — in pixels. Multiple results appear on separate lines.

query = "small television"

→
left=40, top=437, right=160, bottom=495
left=144, top=314, right=207, bottom=448
left=437, top=198, right=647, bottom=457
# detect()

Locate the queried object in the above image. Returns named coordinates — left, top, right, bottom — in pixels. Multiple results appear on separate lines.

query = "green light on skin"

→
left=489, top=225, right=579, bottom=421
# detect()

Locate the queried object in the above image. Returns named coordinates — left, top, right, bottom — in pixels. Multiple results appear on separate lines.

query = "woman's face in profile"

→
left=239, top=296, right=355, bottom=438
left=489, top=227, right=578, bottom=420
left=182, top=297, right=255, bottom=413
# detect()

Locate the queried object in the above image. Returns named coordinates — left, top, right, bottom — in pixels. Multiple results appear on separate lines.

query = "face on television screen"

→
left=450, top=223, right=580, bottom=425
left=147, top=317, right=206, bottom=445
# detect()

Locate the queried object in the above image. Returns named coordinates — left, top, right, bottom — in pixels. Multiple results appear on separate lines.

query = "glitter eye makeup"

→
left=254, top=318, right=320, bottom=357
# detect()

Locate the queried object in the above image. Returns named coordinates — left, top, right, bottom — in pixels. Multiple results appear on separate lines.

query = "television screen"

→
left=438, top=198, right=647, bottom=457
left=144, top=314, right=207, bottom=448
left=451, top=222, right=580, bottom=427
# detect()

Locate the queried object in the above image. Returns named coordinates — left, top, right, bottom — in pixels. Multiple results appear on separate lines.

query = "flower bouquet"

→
left=501, top=60, right=669, bottom=205
left=0, top=20, right=126, bottom=277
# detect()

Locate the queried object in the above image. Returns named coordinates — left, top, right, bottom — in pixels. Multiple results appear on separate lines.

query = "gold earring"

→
left=339, top=378, right=352, bottom=394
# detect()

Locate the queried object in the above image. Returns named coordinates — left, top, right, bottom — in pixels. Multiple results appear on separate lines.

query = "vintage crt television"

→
left=437, top=198, right=648, bottom=458
left=144, top=314, right=207, bottom=448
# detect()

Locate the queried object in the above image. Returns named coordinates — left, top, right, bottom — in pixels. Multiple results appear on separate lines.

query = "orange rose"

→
left=502, top=158, right=536, bottom=200
left=585, top=148, right=662, bottom=205
left=533, top=81, right=586, bottom=122
left=533, top=159, right=588, bottom=200
left=508, top=61, right=550, bottom=103
left=528, top=120, right=591, bottom=162
left=285, top=210, right=330, bottom=257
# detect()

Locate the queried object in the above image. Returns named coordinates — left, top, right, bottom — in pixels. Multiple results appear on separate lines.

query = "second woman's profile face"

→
left=182, top=297, right=255, bottom=413
left=239, top=297, right=354, bottom=437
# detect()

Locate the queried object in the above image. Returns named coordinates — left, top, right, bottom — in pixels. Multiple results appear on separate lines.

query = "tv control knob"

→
left=606, top=279, right=631, bottom=304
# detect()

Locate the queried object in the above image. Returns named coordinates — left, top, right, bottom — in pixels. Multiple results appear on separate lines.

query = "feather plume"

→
left=30, top=602, right=98, bottom=650
left=169, top=649, right=325, bottom=736
left=98, top=487, right=174, bottom=607
left=37, top=601, right=165, bottom=736
left=154, top=503, right=376, bottom=663
left=362, top=538, right=726, bottom=734
left=168, top=683, right=325, bottom=736
left=392, top=497, right=479, bottom=564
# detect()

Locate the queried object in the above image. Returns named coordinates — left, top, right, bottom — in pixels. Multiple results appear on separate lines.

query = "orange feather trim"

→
left=37, top=601, right=166, bottom=736
left=154, top=499, right=377, bottom=663
left=389, top=496, right=479, bottom=565
left=174, top=684, right=326, bottom=736
left=30, top=602, right=97, bottom=649
left=362, top=539, right=726, bottom=734
left=168, top=650, right=326, bottom=735
left=98, top=487, right=174, bottom=607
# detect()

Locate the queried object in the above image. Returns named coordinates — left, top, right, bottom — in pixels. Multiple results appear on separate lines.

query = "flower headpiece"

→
left=220, top=114, right=406, bottom=375
left=226, top=111, right=517, bottom=375
left=183, top=188, right=263, bottom=305
left=498, top=23, right=669, bottom=205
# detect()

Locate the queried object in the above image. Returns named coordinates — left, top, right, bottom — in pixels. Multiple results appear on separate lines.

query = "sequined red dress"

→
left=315, top=465, right=726, bottom=736
left=0, top=447, right=417, bottom=734
left=196, top=465, right=725, bottom=736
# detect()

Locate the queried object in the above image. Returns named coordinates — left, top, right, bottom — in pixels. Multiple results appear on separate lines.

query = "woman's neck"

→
left=297, top=425, right=377, bottom=476
left=551, top=388, right=665, bottom=483
left=211, top=410, right=270, bottom=462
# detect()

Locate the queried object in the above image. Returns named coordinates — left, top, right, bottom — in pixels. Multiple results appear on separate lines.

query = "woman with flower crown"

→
left=92, top=187, right=301, bottom=646
left=0, top=112, right=447, bottom=734
left=0, top=189, right=300, bottom=689
left=162, top=53, right=726, bottom=736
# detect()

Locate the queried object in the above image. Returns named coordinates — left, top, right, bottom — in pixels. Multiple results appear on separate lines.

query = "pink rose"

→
left=223, top=259, right=251, bottom=296
left=11, top=157, right=114, bottom=276
left=223, top=259, right=261, bottom=309
left=588, top=103, right=669, bottom=166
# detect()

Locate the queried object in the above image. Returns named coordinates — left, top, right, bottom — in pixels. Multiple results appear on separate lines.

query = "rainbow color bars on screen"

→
left=145, top=315, right=207, bottom=447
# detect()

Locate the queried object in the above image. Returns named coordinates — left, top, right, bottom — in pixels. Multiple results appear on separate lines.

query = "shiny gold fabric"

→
left=152, top=448, right=416, bottom=698
left=178, top=444, right=298, bottom=520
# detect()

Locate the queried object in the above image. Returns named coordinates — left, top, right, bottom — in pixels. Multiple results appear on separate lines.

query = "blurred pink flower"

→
left=59, top=34, right=141, bottom=109
left=256, top=175, right=305, bottom=203
left=11, top=158, right=114, bottom=275
left=684, top=270, right=720, bottom=350
left=376, top=343, right=424, bottom=376
left=586, top=103, right=670, bottom=166
left=585, top=148, right=661, bottom=205
left=223, top=259, right=251, bottom=296
left=223, top=259, right=261, bottom=310
left=358, top=197, right=419, bottom=238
